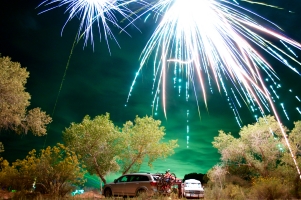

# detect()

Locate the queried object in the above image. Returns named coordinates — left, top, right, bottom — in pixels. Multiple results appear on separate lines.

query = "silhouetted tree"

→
left=183, top=172, right=208, bottom=184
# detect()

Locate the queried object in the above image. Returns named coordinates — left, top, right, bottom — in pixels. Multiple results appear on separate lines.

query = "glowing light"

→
left=38, top=0, right=141, bottom=52
left=187, top=109, right=190, bottom=148
left=281, top=40, right=298, bottom=58
left=280, top=103, right=289, bottom=121
left=270, top=85, right=279, bottom=99
left=127, top=0, right=301, bottom=177
left=72, top=189, right=84, bottom=196
left=296, top=107, right=301, bottom=115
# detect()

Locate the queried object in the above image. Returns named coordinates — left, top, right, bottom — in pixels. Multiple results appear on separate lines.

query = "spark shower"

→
left=39, top=0, right=301, bottom=178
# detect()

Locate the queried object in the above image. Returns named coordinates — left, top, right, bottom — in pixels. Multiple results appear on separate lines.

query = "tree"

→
left=35, top=144, right=86, bottom=196
left=119, top=115, right=178, bottom=174
left=207, top=164, right=227, bottom=189
left=63, top=113, right=123, bottom=185
left=183, top=172, right=208, bottom=184
left=208, top=117, right=301, bottom=198
left=0, top=144, right=85, bottom=196
left=212, top=116, right=287, bottom=178
left=279, top=121, right=301, bottom=198
left=0, top=143, right=3, bottom=154
left=0, top=56, right=52, bottom=136
left=0, top=157, right=19, bottom=190
left=288, top=121, right=301, bottom=157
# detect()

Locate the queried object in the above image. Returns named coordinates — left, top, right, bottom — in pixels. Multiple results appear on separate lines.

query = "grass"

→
left=0, top=190, right=192, bottom=200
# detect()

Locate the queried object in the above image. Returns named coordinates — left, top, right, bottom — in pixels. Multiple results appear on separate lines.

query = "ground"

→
left=0, top=190, right=13, bottom=199
left=0, top=190, right=184, bottom=199
left=0, top=190, right=103, bottom=199
left=71, top=190, right=103, bottom=199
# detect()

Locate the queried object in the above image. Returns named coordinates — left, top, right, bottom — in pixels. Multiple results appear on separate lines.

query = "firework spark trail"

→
left=38, top=0, right=145, bottom=52
left=37, top=0, right=148, bottom=148
left=126, top=0, right=301, bottom=177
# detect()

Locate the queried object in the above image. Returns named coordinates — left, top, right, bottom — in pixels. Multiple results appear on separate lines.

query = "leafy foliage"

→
left=30, top=144, right=86, bottom=196
left=63, top=114, right=178, bottom=185
left=0, top=144, right=86, bottom=197
left=63, top=113, right=122, bottom=184
left=0, top=157, right=19, bottom=190
left=249, top=177, right=290, bottom=199
left=207, top=164, right=227, bottom=189
left=212, top=115, right=286, bottom=178
left=183, top=172, right=208, bottom=184
left=0, top=56, right=52, bottom=136
left=119, top=115, right=179, bottom=174
left=208, top=116, right=301, bottom=198
left=289, top=121, right=301, bottom=157
left=0, top=143, right=3, bottom=154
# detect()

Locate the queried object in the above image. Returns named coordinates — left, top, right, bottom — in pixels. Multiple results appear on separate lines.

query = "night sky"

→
left=1, top=0, right=301, bottom=186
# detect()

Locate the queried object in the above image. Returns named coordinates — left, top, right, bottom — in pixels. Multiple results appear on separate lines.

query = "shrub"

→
left=0, top=158, right=22, bottom=191
left=204, top=183, right=248, bottom=200
left=0, top=144, right=86, bottom=197
left=249, top=177, right=290, bottom=199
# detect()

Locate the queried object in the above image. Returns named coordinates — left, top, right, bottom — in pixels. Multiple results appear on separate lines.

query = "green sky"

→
left=1, top=0, right=301, bottom=187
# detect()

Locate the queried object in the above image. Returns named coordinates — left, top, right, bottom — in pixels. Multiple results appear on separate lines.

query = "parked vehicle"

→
left=181, top=179, right=204, bottom=199
left=102, top=173, right=160, bottom=198
left=156, top=170, right=177, bottom=194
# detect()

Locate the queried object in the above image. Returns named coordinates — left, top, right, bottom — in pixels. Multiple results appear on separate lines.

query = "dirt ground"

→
left=0, top=190, right=104, bottom=199
left=71, top=190, right=103, bottom=199
left=0, top=190, right=14, bottom=199
left=0, top=190, right=182, bottom=199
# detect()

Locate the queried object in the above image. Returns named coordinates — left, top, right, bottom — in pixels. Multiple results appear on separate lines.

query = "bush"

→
left=204, top=183, right=248, bottom=200
left=12, top=191, right=42, bottom=200
left=0, top=144, right=86, bottom=197
left=0, top=158, right=25, bottom=191
left=223, top=184, right=248, bottom=200
left=249, top=177, right=290, bottom=199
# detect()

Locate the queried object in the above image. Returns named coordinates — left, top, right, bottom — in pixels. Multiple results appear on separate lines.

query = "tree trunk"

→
left=122, top=153, right=142, bottom=175
left=100, top=179, right=102, bottom=193
left=92, top=156, right=107, bottom=186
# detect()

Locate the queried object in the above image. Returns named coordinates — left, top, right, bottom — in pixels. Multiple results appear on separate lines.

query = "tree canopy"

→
left=63, top=113, right=123, bottom=184
left=120, top=115, right=178, bottom=174
left=183, top=172, right=208, bottom=184
left=0, top=56, right=52, bottom=136
left=208, top=116, right=301, bottom=199
left=0, top=144, right=86, bottom=197
left=212, top=115, right=286, bottom=177
left=63, top=114, right=179, bottom=185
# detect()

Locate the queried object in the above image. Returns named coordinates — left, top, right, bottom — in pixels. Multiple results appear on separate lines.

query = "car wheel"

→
left=104, top=188, right=112, bottom=197
left=136, top=189, right=146, bottom=197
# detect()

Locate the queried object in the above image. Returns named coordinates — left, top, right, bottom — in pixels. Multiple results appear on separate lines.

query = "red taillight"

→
left=150, top=181, right=157, bottom=186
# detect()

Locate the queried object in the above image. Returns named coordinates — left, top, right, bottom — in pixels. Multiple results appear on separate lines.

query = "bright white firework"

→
left=38, top=0, right=142, bottom=52
left=127, top=0, right=301, bottom=177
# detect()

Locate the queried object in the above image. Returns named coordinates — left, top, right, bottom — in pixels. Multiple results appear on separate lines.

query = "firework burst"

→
left=38, top=0, right=143, bottom=52
left=126, top=0, right=301, bottom=176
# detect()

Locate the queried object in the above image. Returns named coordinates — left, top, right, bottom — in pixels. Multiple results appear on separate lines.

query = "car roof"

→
left=184, top=179, right=201, bottom=183
left=122, top=172, right=161, bottom=176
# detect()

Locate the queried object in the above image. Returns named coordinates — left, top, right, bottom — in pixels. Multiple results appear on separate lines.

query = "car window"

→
left=128, top=175, right=137, bottom=182
left=139, top=175, right=150, bottom=181
left=116, top=175, right=130, bottom=183
left=129, top=175, right=150, bottom=181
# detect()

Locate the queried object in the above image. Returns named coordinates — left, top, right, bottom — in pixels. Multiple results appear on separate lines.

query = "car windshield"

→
left=185, top=183, right=201, bottom=187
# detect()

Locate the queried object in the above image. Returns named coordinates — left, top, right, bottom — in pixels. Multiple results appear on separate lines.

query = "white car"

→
left=182, top=179, right=204, bottom=199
